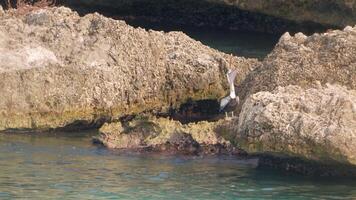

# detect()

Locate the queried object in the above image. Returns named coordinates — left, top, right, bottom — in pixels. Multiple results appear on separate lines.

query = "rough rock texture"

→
left=216, top=0, right=356, bottom=27
left=238, top=26, right=356, bottom=108
left=237, top=84, right=356, bottom=166
left=96, top=115, right=243, bottom=155
left=0, top=7, right=258, bottom=131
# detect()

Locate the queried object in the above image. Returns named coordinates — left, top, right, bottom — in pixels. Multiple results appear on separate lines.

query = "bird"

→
left=219, top=69, right=239, bottom=118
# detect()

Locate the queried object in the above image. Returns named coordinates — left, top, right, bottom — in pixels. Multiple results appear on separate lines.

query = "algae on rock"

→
left=97, top=115, right=241, bottom=155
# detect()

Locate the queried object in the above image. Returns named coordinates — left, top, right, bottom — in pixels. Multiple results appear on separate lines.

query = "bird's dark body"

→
left=220, top=98, right=238, bottom=113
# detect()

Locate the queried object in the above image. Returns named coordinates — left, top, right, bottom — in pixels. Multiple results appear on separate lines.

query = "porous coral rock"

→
left=0, top=6, right=258, bottom=131
left=237, top=84, right=356, bottom=166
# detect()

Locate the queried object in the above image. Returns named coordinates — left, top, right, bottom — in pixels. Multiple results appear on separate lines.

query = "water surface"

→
left=126, top=20, right=280, bottom=60
left=0, top=133, right=355, bottom=199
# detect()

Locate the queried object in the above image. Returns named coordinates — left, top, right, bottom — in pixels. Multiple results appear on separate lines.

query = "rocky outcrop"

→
left=229, top=24, right=356, bottom=176
left=238, top=26, right=356, bottom=107
left=237, top=84, right=356, bottom=166
left=96, top=115, right=243, bottom=155
left=215, top=0, right=356, bottom=28
left=0, top=7, right=258, bottom=131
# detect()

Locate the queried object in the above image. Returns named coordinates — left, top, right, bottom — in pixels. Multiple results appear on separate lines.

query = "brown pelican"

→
left=219, top=69, right=239, bottom=118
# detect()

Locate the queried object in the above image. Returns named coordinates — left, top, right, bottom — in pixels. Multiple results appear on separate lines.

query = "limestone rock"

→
left=237, top=84, right=356, bottom=166
left=239, top=27, right=356, bottom=107
left=0, top=7, right=258, bottom=131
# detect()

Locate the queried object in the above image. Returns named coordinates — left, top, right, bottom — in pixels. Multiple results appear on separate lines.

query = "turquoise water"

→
left=0, top=132, right=355, bottom=199
left=186, top=28, right=279, bottom=60
left=127, top=20, right=280, bottom=60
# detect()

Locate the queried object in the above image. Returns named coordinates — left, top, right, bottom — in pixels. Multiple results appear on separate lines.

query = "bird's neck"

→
left=229, top=81, right=236, bottom=99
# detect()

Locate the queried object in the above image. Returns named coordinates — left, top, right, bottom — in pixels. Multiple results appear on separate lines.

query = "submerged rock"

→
left=237, top=84, right=356, bottom=167
left=0, top=7, right=258, bottom=131
left=96, top=115, right=244, bottom=155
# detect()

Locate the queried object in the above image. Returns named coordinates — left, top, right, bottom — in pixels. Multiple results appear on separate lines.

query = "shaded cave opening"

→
left=120, top=98, right=223, bottom=125
left=46, top=99, right=222, bottom=133
left=168, top=98, right=222, bottom=124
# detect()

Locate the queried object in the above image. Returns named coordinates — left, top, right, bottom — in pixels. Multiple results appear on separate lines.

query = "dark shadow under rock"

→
left=256, top=154, right=356, bottom=177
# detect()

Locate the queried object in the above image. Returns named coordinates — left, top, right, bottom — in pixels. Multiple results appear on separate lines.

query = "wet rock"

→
left=96, top=115, right=244, bottom=155
left=0, top=7, right=258, bottom=131
left=98, top=120, right=153, bottom=149
left=237, top=84, right=356, bottom=166
left=163, top=132, right=200, bottom=155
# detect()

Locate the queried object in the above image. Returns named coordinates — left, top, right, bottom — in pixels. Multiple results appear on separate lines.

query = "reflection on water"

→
left=126, top=20, right=280, bottom=60
left=187, top=29, right=279, bottom=60
left=0, top=133, right=355, bottom=199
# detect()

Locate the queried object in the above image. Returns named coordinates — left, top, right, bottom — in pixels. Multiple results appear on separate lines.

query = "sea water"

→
left=0, top=132, right=355, bottom=199
left=126, top=20, right=280, bottom=60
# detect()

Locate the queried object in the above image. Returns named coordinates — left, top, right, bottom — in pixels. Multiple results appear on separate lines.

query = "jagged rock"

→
left=227, top=25, right=356, bottom=176
left=238, top=27, right=356, bottom=108
left=0, top=7, right=258, bottom=131
left=237, top=84, right=356, bottom=166
left=96, top=116, right=243, bottom=155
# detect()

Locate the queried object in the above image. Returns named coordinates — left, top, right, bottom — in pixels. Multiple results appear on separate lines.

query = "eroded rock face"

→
left=238, top=27, right=356, bottom=107
left=237, top=84, right=356, bottom=166
left=0, top=7, right=258, bottom=131
left=96, top=116, right=243, bottom=155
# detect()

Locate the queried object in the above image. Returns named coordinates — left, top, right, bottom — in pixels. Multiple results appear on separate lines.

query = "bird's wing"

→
left=219, top=96, right=231, bottom=112
left=227, top=70, right=238, bottom=84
